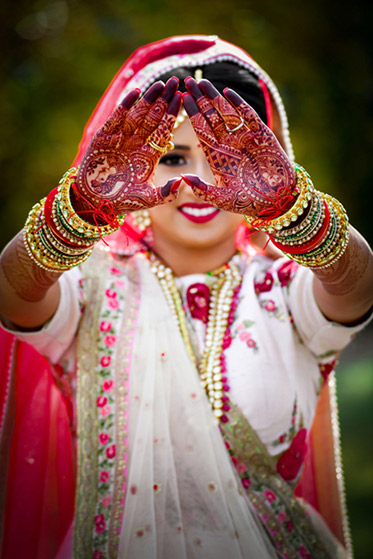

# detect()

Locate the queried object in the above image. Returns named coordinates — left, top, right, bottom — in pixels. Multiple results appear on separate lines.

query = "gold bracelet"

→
left=56, top=168, right=126, bottom=239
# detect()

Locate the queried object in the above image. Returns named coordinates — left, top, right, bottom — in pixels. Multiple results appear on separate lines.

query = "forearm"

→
left=0, top=231, right=61, bottom=329
left=313, top=226, right=373, bottom=324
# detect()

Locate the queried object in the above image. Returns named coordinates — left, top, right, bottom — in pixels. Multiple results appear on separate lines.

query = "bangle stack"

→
left=246, top=164, right=350, bottom=269
left=24, top=167, right=126, bottom=272
left=267, top=167, right=349, bottom=268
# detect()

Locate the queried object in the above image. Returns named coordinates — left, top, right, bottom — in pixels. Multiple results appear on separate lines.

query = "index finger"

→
left=182, top=93, right=218, bottom=148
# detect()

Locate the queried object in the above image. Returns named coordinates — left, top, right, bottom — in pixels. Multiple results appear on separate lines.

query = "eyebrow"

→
left=173, top=144, right=190, bottom=150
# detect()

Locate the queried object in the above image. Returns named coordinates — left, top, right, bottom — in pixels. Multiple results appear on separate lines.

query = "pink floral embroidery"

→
left=105, top=289, right=117, bottom=298
left=100, top=321, right=112, bottom=332
left=104, top=335, right=117, bottom=347
left=106, top=444, right=116, bottom=459
left=265, top=490, right=276, bottom=503
left=100, top=471, right=109, bottom=483
left=277, top=260, right=299, bottom=288
left=264, top=300, right=276, bottom=312
left=277, top=428, right=307, bottom=481
left=278, top=510, right=286, bottom=523
left=93, top=551, right=103, bottom=559
left=298, top=545, right=312, bottom=558
left=239, top=331, right=250, bottom=341
left=286, top=520, right=293, bottom=532
left=236, top=462, right=246, bottom=475
left=130, top=485, right=137, bottom=495
left=241, top=477, right=251, bottom=489
left=136, top=529, right=144, bottom=537
left=102, top=496, right=112, bottom=507
left=254, top=271, right=274, bottom=293
left=108, top=298, right=120, bottom=309
left=99, top=433, right=109, bottom=445
left=101, top=405, right=111, bottom=417
left=246, top=338, right=257, bottom=349
left=102, top=379, right=114, bottom=391
left=114, top=279, right=126, bottom=288
left=97, top=396, right=107, bottom=407
left=186, top=283, right=210, bottom=323
left=110, top=266, right=122, bottom=275
left=100, top=356, right=111, bottom=367
left=94, top=514, right=106, bottom=534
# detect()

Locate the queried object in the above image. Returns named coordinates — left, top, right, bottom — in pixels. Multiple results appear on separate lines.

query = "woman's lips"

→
left=178, top=203, right=220, bottom=224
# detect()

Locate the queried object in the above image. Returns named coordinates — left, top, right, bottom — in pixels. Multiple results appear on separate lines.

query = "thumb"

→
left=157, top=177, right=182, bottom=202
left=181, top=174, right=220, bottom=204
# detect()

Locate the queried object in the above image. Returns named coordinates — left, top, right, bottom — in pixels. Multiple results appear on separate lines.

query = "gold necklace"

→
left=149, top=253, right=242, bottom=421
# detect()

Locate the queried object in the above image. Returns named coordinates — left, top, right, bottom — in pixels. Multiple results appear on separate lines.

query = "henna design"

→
left=1, top=232, right=60, bottom=303
left=75, top=80, right=182, bottom=216
left=183, top=79, right=296, bottom=218
left=314, top=227, right=372, bottom=296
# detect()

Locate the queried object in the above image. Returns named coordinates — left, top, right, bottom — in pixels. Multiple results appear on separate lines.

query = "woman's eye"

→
left=159, top=153, right=187, bottom=166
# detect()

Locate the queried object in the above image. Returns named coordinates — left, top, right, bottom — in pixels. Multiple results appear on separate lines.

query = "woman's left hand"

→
left=182, top=78, right=297, bottom=219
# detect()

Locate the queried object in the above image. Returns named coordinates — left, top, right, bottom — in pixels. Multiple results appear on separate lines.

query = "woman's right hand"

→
left=74, top=78, right=182, bottom=217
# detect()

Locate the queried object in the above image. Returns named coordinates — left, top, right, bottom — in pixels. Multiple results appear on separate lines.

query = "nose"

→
left=184, top=149, right=216, bottom=186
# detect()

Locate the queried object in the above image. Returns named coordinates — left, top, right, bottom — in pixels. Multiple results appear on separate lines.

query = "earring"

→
left=131, top=209, right=151, bottom=231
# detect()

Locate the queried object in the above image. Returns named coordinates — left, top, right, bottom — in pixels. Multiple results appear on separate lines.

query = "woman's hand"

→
left=74, top=78, right=182, bottom=217
left=182, top=78, right=297, bottom=219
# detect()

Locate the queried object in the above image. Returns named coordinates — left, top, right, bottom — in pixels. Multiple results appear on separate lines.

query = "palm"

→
left=183, top=79, right=297, bottom=219
left=76, top=80, right=182, bottom=215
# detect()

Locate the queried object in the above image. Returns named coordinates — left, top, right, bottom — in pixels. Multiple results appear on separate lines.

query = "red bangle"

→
left=272, top=200, right=330, bottom=255
left=44, top=187, right=87, bottom=248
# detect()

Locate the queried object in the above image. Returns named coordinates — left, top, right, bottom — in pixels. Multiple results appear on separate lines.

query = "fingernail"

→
left=223, top=88, right=244, bottom=106
left=144, top=81, right=165, bottom=103
left=120, top=89, right=141, bottom=109
left=184, top=78, right=203, bottom=99
left=162, top=78, right=179, bottom=103
left=167, top=92, right=182, bottom=116
left=182, top=94, right=199, bottom=117
left=199, top=80, right=219, bottom=99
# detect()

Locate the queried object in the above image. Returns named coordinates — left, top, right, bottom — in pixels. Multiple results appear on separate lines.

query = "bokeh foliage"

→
left=1, top=0, right=372, bottom=555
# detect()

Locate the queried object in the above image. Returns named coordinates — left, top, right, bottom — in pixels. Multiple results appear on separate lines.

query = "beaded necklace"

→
left=148, top=252, right=243, bottom=422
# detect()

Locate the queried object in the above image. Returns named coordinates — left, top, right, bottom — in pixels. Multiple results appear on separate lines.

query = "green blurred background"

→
left=1, top=0, right=372, bottom=555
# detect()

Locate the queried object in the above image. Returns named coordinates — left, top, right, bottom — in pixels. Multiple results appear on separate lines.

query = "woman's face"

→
left=149, top=119, right=243, bottom=256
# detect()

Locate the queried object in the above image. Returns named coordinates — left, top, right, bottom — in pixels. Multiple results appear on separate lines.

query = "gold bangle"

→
left=56, top=168, right=126, bottom=239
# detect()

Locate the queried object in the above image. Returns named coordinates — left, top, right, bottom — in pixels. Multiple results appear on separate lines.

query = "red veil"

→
left=0, top=35, right=349, bottom=558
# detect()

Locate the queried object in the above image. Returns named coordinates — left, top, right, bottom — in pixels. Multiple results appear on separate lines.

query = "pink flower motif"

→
left=286, top=520, right=293, bottom=532
left=241, top=477, right=251, bottom=489
left=278, top=510, right=287, bottom=524
left=239, top=331, right=250, bottom=341
left=100, top=356, right=111, bottom=367
left=101, top=405, right=111, bottom=417
left=94, top=514, right=106, bottom=534
left=102, top=496, right=112, bottom=507
left=298, top=545, right=312, bottom=558
left=264, top=300, right=276, bottom=312
left=97, top=396, right=107, bottom=407
left=265, top=490, right=276, bottom=503
left=277, top=261, right=299, bottom=287
left=93, top=551, right=103, bottom=559
left=236, top=462, right=246, bottom=474
left=106, top=444, right=116, bottom=459
left=100, top=471, right=109, bottom=483
left=105, top=289, right=117, bottom=298
left=103, top=379, right=114, bottom=391
left=110, top=266, right=122, bottom=275
left=105, top=335, right=117, bottom=347
left=254, top=271, right=274, bottom=293
left=186, top=283, right=210, bottom=323
left=108, top=298, right=120, bottom=309
left=114, top=279, right=125, bottom=288
left=236, top=323, right=245, bottom=331
left=130, top=485, right=137, bottom=495
left=246, top=338, right=257, bottom=348
left=136, top=529, right=144, bottom=538
left=277, top=428, right=308, bottom=481
left=99, top=433, right=109, bottom=445
left=100, top=321, right=112, bottom=332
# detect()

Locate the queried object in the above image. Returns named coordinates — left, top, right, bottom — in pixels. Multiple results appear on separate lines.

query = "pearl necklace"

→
left=149, top=253, right=242, bottom=421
